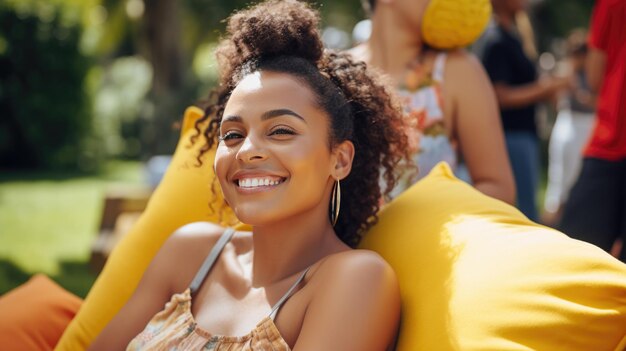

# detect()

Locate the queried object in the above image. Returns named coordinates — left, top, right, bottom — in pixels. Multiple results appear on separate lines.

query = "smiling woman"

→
left=87, top=1, right=411, bottom=351
left=216, top=71, right=354, bottom=230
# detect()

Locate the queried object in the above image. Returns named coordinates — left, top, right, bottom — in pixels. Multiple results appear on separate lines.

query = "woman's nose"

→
left=236, top=135, right=268, bottom=162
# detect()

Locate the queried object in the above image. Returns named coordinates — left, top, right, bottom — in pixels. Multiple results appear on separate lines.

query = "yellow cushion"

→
left=360, top=163, right=626, bottom=351
left=55, top=106, right=246, bottom=350
left=422, top=0, right=492, bottom=49
left=57, top=107, right=626, bottom=350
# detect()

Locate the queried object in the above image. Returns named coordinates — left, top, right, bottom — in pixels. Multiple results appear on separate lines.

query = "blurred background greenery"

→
left=0, top=0, right=595, bottom=297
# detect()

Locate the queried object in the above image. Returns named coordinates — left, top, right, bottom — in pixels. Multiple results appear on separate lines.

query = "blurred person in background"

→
left=559, top=0, right=626, bottom=261
left=478, top=0, right=571, bottom=221
left=542, top=29, right=596, bottom=226
left=349, top=0, right=515, bottom=204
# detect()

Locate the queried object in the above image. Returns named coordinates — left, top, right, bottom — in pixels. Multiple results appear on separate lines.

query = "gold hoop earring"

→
left=330, top=179, right=341, bottom=227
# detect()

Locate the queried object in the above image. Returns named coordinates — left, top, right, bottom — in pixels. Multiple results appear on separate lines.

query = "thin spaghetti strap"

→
left=189, top=227, right=236, bottom=295
left=269, top=266, right=311, bottom=320
left=432, top=52, right=447, bottom=83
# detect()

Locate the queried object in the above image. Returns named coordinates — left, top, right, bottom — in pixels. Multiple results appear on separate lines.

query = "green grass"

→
left=0, top=161, right=144, bottom=297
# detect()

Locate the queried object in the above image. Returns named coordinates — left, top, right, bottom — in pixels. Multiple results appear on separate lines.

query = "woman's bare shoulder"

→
left=310, top=249, right=398, bottom=292
left=164, top=222, right=231, bottom=250
left=446, top=49, right=486, bottom=75
left=294, top=249, right=401, bottom=350
left=319, top=249, right=393, bottom=272
left=445, top=49, right=491, bottom=83
left=444, top=49, right=496, bottom=109
left=172, top=221, right=226, bottom=238
left=152, top=222, right=232, bottom=290
left=154, top=222, right=222, bottom=260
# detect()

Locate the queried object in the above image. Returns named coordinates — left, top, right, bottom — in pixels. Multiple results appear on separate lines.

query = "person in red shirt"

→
left=559, top=0, right=626, bottom=261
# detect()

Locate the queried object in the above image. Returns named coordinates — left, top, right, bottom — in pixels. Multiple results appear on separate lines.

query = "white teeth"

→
left=237, top=177, right=283, bottom=188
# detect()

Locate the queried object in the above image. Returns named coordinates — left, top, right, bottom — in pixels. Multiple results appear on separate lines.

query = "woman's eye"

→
left=220, top=131, right=244, bottom=141
left=269, top=127, right=296, bottom=136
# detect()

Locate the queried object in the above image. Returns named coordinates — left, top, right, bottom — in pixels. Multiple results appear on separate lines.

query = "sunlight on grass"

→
left=0, top=161, right=145, bottom=294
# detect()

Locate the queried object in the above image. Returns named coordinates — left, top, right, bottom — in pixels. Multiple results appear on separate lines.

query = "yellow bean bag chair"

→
left=361, top=165, right=626, bottom=350
left=57, top=106, right=626, bottom=350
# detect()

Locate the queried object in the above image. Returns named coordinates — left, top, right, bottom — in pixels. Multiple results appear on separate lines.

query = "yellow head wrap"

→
left=421, top=0, right=492, bottom=49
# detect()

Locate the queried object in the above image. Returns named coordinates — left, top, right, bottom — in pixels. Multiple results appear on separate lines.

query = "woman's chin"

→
left=232, top=209, right=280, bottom=227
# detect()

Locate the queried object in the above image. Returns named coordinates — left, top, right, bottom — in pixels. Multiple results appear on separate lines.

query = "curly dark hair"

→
left=192, top=0, right=411, bottom=248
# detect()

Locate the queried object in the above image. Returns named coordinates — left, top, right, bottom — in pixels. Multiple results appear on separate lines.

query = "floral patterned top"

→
left=126, top=289, right=291, bottom=351
left=126, top=228, right=308, bottom=351
left=389, top=52, right=457, bottom=198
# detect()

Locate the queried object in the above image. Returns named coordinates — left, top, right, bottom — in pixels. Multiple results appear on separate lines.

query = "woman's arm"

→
left=88, top=223, right=224, bottom=351
left=572, top=84, right=597, bottom=110
left=447, top=51, right=516, bottom=205
left=293, top=250, right=401, bottom=351
left=482, top=40, right=569, bottom=110
left=585, top=48, right=606, bottom=93
left=492, top=76, right=570, bottom=109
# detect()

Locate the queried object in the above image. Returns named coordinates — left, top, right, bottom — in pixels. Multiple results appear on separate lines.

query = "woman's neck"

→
left=363, top=7, right=423, bottom=83
left=248, top=203, right=349, bottom=287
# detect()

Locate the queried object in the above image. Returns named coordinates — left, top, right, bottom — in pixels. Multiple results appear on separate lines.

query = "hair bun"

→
left=226, top=0, right=323, bottom=64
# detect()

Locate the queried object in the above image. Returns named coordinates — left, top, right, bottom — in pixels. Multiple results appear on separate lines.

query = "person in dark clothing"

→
left=478, top=0, right=570, bottom=221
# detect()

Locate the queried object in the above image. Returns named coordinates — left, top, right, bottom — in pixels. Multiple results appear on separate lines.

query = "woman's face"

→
left=215, top=71, right=351, bottom=226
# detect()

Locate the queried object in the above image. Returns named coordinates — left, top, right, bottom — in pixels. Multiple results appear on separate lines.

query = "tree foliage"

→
left=0, top=5, right=92, bottom=170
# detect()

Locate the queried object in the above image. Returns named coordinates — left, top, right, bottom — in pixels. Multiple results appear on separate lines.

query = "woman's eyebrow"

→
left=222, top=115, right=243, bottom=123
left=261, top=109, right=307, bottom=123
